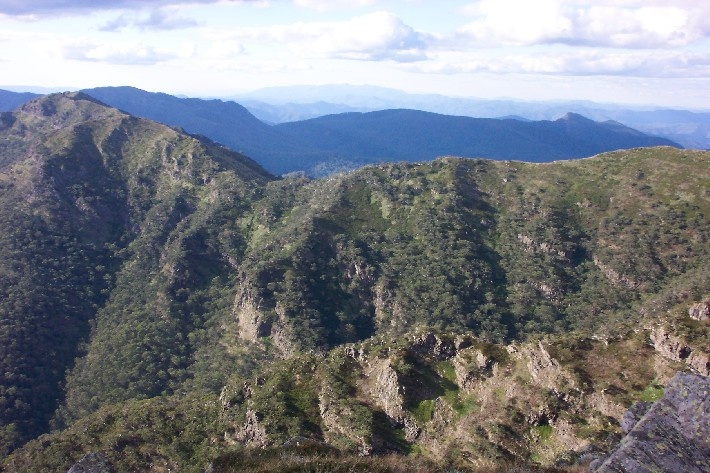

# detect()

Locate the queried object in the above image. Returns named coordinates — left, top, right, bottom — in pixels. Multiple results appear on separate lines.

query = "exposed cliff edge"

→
left=215, top=330, right=684, bottom=469
left=591, top=372, right=710, bottom=473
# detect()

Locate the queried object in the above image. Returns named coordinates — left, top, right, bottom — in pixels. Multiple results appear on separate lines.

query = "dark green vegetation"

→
left=0, top=92, right=270, bottom=456
left=82, top=87, right=680, bottom=175
left=0, top=93, right=707, bottom=471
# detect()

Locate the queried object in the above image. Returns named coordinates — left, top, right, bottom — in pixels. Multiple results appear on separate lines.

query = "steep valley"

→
left=0, top=93, right=708, bottom=472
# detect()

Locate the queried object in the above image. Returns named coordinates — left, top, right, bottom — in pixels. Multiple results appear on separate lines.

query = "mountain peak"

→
left=18, top=91, right=119, bottom=126
left=558, top=111, right=593, bottom=122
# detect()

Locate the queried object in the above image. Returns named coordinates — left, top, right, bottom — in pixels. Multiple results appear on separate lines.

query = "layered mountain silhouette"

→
left=233, top=84, right=710, bottom=150
left=272, top=109, right=679, bottom=173
left=79, top=86, right=680, bottom=175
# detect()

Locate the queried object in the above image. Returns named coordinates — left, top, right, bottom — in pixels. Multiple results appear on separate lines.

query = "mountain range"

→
left=0, top=86, right=682, bottom=176
left=232, top=84, right=710, bottom=150
left=270, top=109, right=677, bottom=175
left=0, top=92, right=708, bottom=472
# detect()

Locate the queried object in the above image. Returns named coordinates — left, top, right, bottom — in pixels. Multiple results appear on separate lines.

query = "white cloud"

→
left=209, top=11, right=430, bottom=62
left=293, top=0, right=379, bottom=11
left=293, top=11, right=428, bottom=61
left=414, top=50, right=710, bottom=78
left=205, top=39, right=245, bottom=60
left=100, top=7, right=198, bottom=32
left=457, top=0, right=710, bottom=48
left=207, top=58, right=312, bottom=73
left=0, top=1, right=245, bottom=16
left=63, top=40, right=178, bottom=65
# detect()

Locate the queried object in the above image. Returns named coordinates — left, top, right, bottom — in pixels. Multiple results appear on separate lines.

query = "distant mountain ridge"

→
left=0, top=87, right=683, bottom=175
left=271, top=109, right=678, bottom=174
left=81, top=86, right=280, bottom=155
left=83, top=87, right=680, bottom=175
left=233, top=84, right=710, bottom=150
left=0, top=89, right=40, bottom=111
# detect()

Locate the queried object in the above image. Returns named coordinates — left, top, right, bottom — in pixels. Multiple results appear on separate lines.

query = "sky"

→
left=1, top=0, right=709, bottom=109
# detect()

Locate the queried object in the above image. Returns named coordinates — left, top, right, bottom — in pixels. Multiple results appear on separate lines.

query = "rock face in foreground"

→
left=592, top=372, right=710, bottom=473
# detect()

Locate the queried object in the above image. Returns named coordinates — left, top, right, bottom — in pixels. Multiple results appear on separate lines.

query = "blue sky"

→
left=1, top=0, right=709, bottom=108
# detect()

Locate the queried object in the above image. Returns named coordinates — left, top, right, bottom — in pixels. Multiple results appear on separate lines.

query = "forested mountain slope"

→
left=0, top=93, right=707, bottom=471
left=0, top=92, right=271, bottom=455
left=82, top=86, right=285, bottom=160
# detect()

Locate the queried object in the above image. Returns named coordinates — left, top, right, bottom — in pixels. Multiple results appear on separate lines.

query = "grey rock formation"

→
left=650, top=326, right=709, bottom=376
left=234, top=409, right=268, bottom=447
left=591, top=372, right=710, bottom=473
left=688, top=299, right=710, bottom=321
left=620, top=401, right=653, bottom=434
left=67, top=452, right=112, bottom=473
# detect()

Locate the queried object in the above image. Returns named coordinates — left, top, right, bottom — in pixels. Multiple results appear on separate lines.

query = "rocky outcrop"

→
left=318, top=378, right=379, bottom=456
left=215, top=331, right=695, bottom=470
left=688, top=298, right=710, bottom=321
left=234, top=290, right=268, bottom=343
left=650, top=326, right=710, bottom=376
left=268, top=315, right=300, bottom=358
left=517, top=233, right=568, bottom=259
left=619, top=401, right=653, bottom=434
left=585, top=391, right=627, bottom=420
left=362, top=357, right=420, bottom=442
left=452, top=347, right=495, bottom=390
left=409, top=332, right=457, bottom=360
left=513, top=341, right=575, bottom=391
left=67, top=453, right=112, bottom=473
left=220, top=380, right=270, bottom=447
left=233, top=409, right=268, bottom=447
left=593, top=256, right=640, bottom=289
left=318, top=384, right=372, bottom=456
left=219, top=381, right=252, bottom=409
left=372, top=282, right=405, bottom=329
left=591, top=372, right=710, bottom=473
